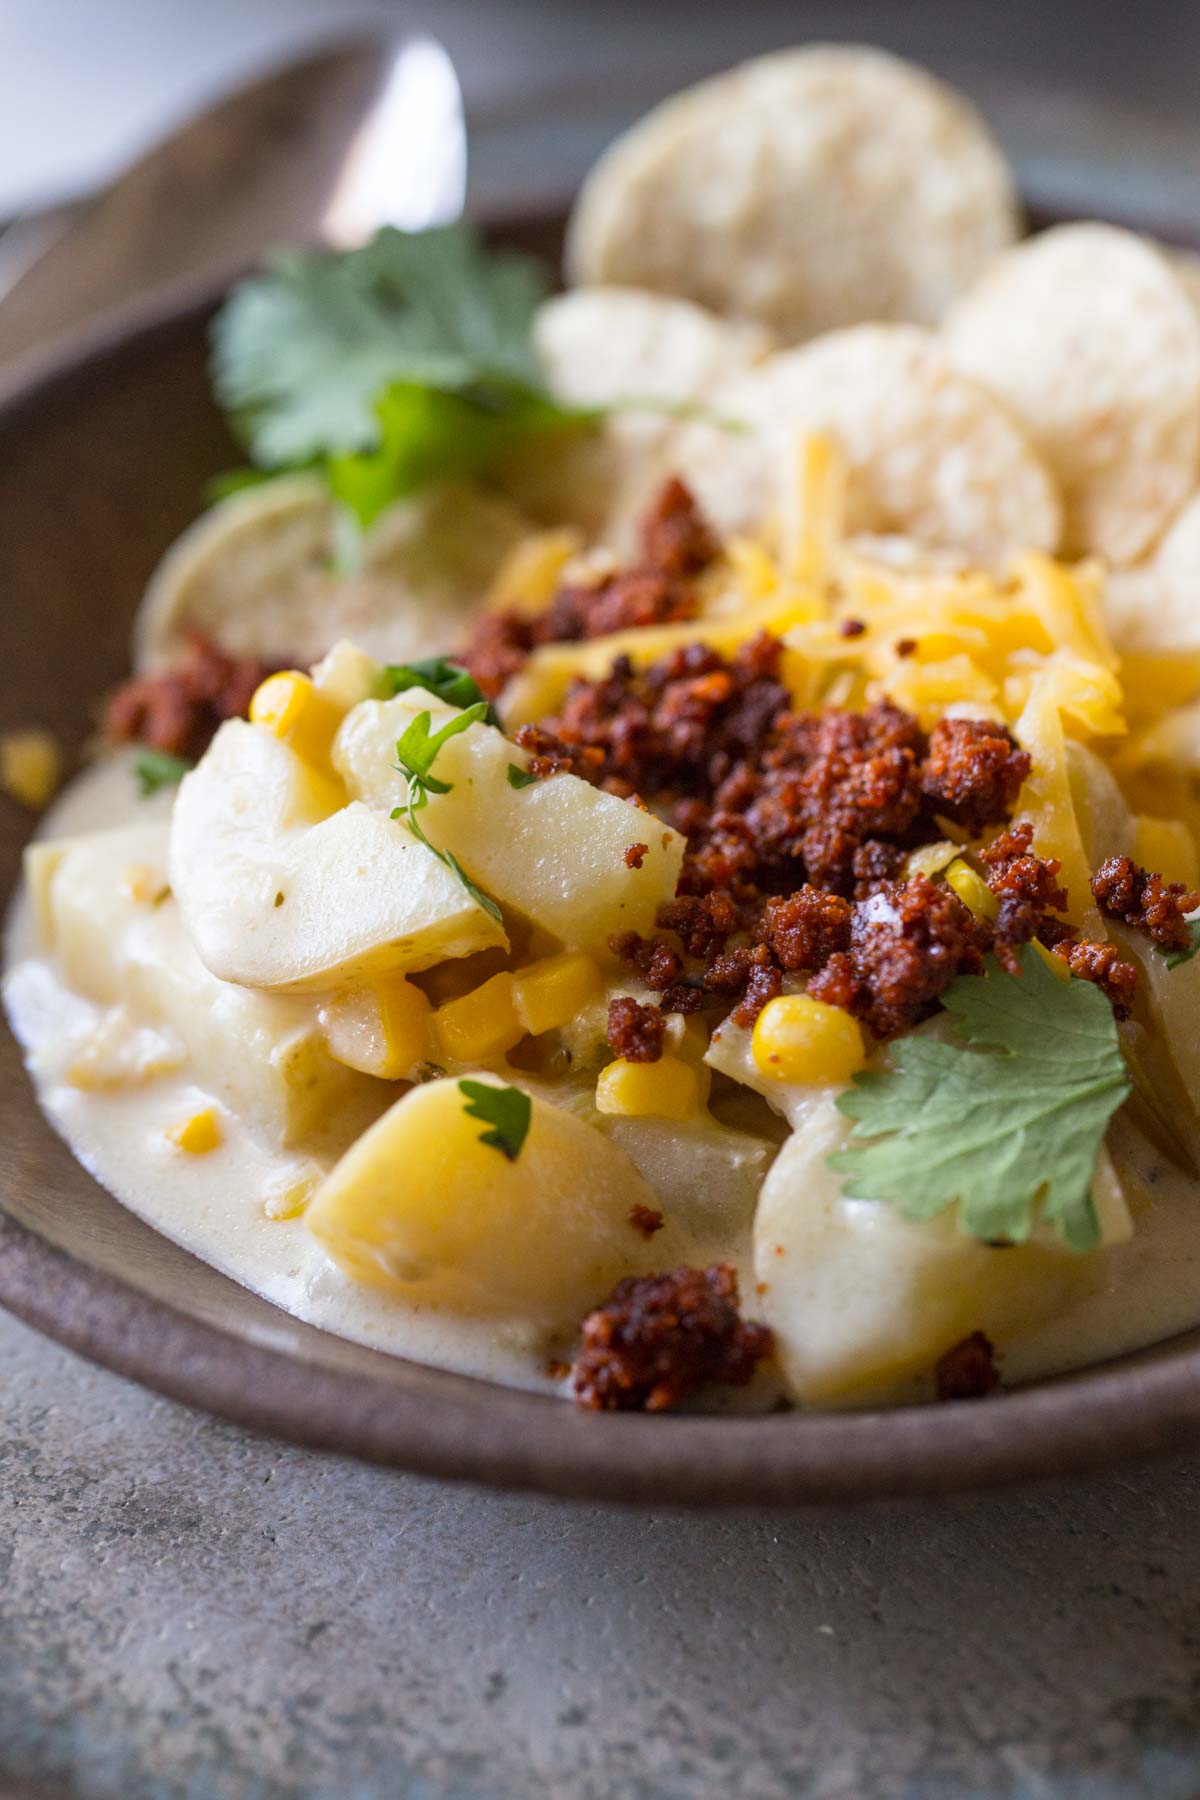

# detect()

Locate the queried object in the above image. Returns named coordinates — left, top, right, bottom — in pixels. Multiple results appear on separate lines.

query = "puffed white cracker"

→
left=667, top=324, right=1061, bottom=565
left=134, top=477, right=530, bottom=669
left=944, top=224, right=1200, bottom=564
left=495, top=286, right=772, bottom=539
left=566, top=45, right=1019, bottom=342
left=1104, top=492, right=1200, bottom=652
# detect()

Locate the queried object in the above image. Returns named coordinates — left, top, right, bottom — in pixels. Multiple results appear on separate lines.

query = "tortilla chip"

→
left=668, top=325, right=1060, bottom=565
left=566, top=45, right=1019, bottom=341
left=944, top=224, right=1200, bottom=563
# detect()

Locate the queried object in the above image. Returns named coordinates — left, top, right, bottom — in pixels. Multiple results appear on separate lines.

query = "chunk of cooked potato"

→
left=334, top=691, right=684, bottom=955
left=170, top=719, right=507, bottom=993
left=37, top=822, right=374, bottom=1144
left=754, top=1094, right=1121, bottom=1405
left=307, top=1074, right=677, bottom=1326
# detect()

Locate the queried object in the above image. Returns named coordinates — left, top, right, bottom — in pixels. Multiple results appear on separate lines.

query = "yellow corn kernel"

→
left=1134, top=815, right=1200, bottom=888
left=595, top=1054, right=702, bottom=1121
left=946, top=859, right=999, bottom=921
left=512, top=951, right=602, bottom=1036
left=262, top=1159, right=323, bottom=1221
left=167, top=1107, right=223, bottom=1154
left=250, top=671, right=341, bottom=766
left=751, top=995, right=865, bottom=1086
left=320, top=978, right=432, bottom=1080
left=433, top=972, right=523, bottom=1063
left=0, top=729, right=61, bottom=810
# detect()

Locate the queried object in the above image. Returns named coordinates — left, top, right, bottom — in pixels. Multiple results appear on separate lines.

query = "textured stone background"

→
left=5, top=1305, right=1200, bottom=1799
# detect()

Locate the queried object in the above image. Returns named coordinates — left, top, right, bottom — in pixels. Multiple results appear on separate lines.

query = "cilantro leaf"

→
left=134, top=749, right=193, bottom=796
left=211, top=224, right=574, bottom=468
left=458, top=1079, right=532, bottom=1162
left=395, top=703, right=487, bottom=790
left=506, top=764, right=538, bottom=789
left=829, top=946, right=1130, bottom=1252
left=1163, top=917, right=1200, bottom=969
left=385, top=656, right=486, bottom=710
left=325, top=378, right=596, bottom=529
left=384, top=656, right=498, bottom=725
left=390, top=705, right=503, bottom=924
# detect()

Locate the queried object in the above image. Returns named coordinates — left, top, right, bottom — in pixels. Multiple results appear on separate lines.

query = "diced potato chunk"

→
left=334, top=692, right=684, bottom=955
left=42, top=821, right=376, bottom=1144
left=171, top=719, right=507, bottom=993
left=753, top=1096, right=1114, bottom=1405
left=307, top=1075, right=676, bottom=1326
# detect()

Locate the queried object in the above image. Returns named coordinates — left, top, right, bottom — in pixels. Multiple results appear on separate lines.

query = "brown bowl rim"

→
left=4, top=273, right=1200, bottom=1507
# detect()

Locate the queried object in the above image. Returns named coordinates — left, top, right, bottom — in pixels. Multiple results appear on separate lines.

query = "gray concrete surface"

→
left=6, top=1303, right=1200, bottom=1799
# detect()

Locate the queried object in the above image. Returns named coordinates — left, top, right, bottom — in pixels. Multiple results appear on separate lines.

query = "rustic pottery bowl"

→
left=4, top=222, right=1200, bottom=1505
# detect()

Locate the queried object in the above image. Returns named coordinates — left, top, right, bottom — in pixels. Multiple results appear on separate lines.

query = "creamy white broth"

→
left=8, top=753, right=1200, bottom=1408
left=3, top=756, right=758, bottom=1399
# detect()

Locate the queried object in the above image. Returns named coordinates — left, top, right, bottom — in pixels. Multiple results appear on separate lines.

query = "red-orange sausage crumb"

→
left=1052, top=939, right=1140, bottom=1017
left=606, top=996, right=665, bottom=1063
left=571, top=1264, right=772, bottom=1412
left=624, top=842, right=649, bottom=870
left=1092, top=854, right=1200, bottom=955
left=807, top=873, right=984, bottom=1040
left=921, top=717, right=1030, bottom=834
left=628, top=1203, right=665, bottom=1239
left=935, top=1331, right=1001, bottom=1402
left=103, top=630, right=284, bottom=760
left=638, top=475, right=719, bottom=579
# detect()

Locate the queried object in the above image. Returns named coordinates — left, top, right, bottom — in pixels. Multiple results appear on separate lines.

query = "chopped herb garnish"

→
left=458, top=1079, right=532, bottom=1163
left=506, top=763, right=538, bottom=789
left=385, top=655, right=498, bottom=723
left=208, top=224, right=731, bottom=527
left=390, top=705, right=503, bottom=924
left=829, top=946, right=1130, bottom=1253
left=134, top=749, right=193, bottom=796
left=210, top=223, right=601, bottom=524
left=1163, top=917, right=1200, bottom=969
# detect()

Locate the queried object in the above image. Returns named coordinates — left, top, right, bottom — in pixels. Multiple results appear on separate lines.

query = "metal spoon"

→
left=0, top=34, right=466, bottom=369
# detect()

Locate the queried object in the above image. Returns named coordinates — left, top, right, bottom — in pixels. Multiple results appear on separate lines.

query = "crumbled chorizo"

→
left=571, top=1263, right=772, bottom=1412
left=103, top=631, right=283, bottom=760
left=921, top=717, right=1030, bottom=834
left=1051, top=939, right=1139, bottom=1018
left=511, top=723, right=603, bottom=780
left=761, top=887, right=852, bottom=971
left=606, top=996, right=665, bottom=1063
left=980, top=822, right=1069, bottom=967
left=638, top=476, right=718, bottom=578
left=624, top=842, right=649, bottom=869
left=459, top=479, right=714, bottom=699
left=1092, top=854, right=1200, bottom=955
left=807, top=874, right=984, bottom=1039
left=935, top=1331, right=1000, bottom=1401
left=628, top=1203, right=665, bottom=1239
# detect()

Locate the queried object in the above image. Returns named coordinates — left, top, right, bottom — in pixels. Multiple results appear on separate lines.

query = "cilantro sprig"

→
left=134, top=749, right=193, bottom=796
left=210, top=224, right=600, bottom=527
left=829, top=947, right=1130, bottom=1252
left=458, top=1079, right=532, bottom=1163
left=391, top=705, right=503, bottom=924
left=383, top=655, right=498, bottom=723
left=506, top=764, right=538, bottom=790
